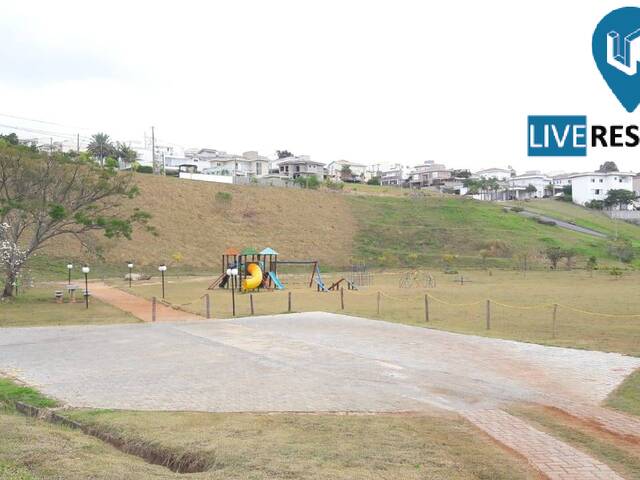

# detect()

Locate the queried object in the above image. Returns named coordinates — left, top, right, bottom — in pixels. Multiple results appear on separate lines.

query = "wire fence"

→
left=147, top=285, right=640, bottom=355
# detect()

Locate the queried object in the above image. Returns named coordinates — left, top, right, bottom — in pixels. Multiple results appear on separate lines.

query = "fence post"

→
left=552, top=303, right=558, bottom=339
left=250, top=293, right=255, bottom=316
left=485, top=299, right=491, bottom=330
left=377, top=291, right=381, bottom=316
left=152, top=296, right=157, bottom=322
left=205, top=294, right=211, bottom=319
left=340, top=287, right=345, bottom=310
left=288, top=292, right=292, bottom=313
left=425, top=294, right=429, bottom=322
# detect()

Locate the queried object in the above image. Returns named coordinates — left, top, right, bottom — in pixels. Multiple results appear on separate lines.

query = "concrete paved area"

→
left=1, top=312, right=638, bottom=412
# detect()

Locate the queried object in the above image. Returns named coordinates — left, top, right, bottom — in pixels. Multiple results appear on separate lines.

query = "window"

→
left=599, top=178, right=603, bottom=183
left=594, top=189, right=601, bottom=195
left=591, top=178, right=595, bottom=182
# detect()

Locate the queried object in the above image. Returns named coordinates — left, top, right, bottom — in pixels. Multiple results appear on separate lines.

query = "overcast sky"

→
left=0, top=1, right=637, bottom=172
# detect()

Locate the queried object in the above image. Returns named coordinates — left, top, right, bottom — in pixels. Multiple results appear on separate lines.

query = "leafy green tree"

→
left=0, top=143, right=153, bottom=297
left=525, top=184, right=537, bottom=194
left=598, top=161, right=619, bottom=172
left=276, top=150, right=293, bottom=159
left=560, top=185, right=572, bottom=201
left=544, top=246, right=564, bottom=269
left=87, top=132, right=114, bottom=166
left=604, top=189, right=636, bottom=209
left=115, top=142, right=138, bottom=164
left=451, top=169, right=471, bottom=178
left=340, top=165, right=353, bottom=181
left=0, top=133, right=19, bottom=145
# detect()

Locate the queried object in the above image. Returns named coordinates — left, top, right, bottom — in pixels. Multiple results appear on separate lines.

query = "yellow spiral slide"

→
left=242, top=262, right=263, bottom=291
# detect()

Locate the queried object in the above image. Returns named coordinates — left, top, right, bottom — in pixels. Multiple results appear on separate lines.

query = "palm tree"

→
left=115, top=142, right=137, bottom=165
left=87, top=133, right=114, bottom=166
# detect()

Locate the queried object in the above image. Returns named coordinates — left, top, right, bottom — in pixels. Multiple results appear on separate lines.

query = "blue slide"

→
left=268, top=271, right=285, bottom=290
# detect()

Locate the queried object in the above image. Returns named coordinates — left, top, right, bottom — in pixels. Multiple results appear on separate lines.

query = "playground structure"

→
left=399, top=270, right=435, bottom=289
left=207, top=247, right=354, bottom=293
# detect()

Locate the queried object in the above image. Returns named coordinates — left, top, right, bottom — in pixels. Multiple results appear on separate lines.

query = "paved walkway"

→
left=554, top=401, right=640, bottom=440
left=90, top=282, right=202, bottom=323
left=2, top=313, right=638, bottom=479
left=464, top=409, right=624, bottom=480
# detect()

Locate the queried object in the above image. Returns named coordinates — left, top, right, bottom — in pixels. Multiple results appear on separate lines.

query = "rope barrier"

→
left=424, top=292, right=484, bottom=307
left=555, top=304, right=640, bottom=318
left=488, top=300, right=553, bottom=310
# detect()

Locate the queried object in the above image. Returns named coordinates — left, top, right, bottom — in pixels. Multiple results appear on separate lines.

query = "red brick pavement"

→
left=464, top=409, right=624, bottom=480
left=553, top=402, right=640, bottom=441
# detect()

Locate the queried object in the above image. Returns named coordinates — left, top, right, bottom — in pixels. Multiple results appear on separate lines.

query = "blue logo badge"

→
left=593, top=7, right=640, bottom=112
left=528, top=116, right=587, bottom=157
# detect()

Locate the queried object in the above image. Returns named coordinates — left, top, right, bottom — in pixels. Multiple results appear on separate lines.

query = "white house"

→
left=507, top=171, right=551, bottom=199
left=379, top=163, right=412, bottom=186
left=472, top=167, right=514, bottom=181
left=569, top=171, right=634, bottom=207
left=278, top=157, right=326, bottom=179
left=327, top=160, right=367, bottom=182
left=196, top=149, right=270, bottom=177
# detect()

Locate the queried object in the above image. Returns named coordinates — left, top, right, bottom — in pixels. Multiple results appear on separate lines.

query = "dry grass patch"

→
left=124, top=269, right=640, bottom=355
left=43, top=174, right=356, bottom=269
left=0, top=287, right=138, bottom=328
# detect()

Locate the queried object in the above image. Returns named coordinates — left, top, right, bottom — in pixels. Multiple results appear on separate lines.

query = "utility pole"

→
left=76, top=133, right=80, bottom=153
left=151, top=126, right=158, bottom=175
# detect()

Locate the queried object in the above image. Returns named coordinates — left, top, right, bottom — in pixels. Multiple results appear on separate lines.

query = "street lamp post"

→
left=226, top=267, right=238, bottom=316
left=67, top=263, right=73, bottom=285
left=158, top=264, right=167, bottom=299
left=127, top=261, right=134, bottom=288
left=81, top=265, right=90, bottom=309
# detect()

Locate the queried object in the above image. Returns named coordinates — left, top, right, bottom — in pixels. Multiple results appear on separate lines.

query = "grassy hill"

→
left=35, top=175, right=640, bottom=276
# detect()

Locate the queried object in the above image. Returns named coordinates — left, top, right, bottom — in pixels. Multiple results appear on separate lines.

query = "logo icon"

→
left=593, top=7, right=640, bottom=112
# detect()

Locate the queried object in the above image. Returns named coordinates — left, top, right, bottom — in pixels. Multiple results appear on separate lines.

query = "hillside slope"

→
left=41, top=177, right=640, bottom=273
left=45, top=175, right=356, bottom=270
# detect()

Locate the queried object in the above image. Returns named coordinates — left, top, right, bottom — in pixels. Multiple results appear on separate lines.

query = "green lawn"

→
left=348, top=195, right=630, bottom=269
left=607, top=369, right=640, bottom=417
left=0, top=287, right=138, bottom=328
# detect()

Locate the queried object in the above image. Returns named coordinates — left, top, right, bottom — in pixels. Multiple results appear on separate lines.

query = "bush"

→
left=325, top=179, right=344, bottom=191
left=536, top=218, right=556, bottom=226
left=294, top=176, right=320, bottom=189
left=136, top=165, right=153, bottom=174
left=511, top=206, right=524, bottom=213
left=608, top=238, right=635, bottom=263
left=585, top=200, right=604, bottom=210
left=367, top=176, right=381, bottom=186
left=215, top=191, right=232, bottom=203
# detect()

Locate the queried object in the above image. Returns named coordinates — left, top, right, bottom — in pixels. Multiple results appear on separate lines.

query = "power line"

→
left=0, top=122, right=91, bottom=142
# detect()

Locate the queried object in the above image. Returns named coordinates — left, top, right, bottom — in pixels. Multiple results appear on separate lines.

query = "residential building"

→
left=472, top=167, right=515, bottom=181
left=379, top=163, right=411, bottom=186
left=507, top=171, right=551, bottom=200
left=409, top=161, right=452, bottom=187
left=278, top=157, right=326, bottom=179
left=569, top=171, right=634, bottom=206
left=327, top=160, right=367, bottom=182
left=194, top=149, right=270, bottom=177
left=633, top=174, right=640, bottom=196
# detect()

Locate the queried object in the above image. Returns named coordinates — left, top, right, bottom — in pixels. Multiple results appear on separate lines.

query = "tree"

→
left=608, top=238, right=634, bottom=263
left=525, top=184, right=537, bottom=195
left=586, top=256, right=597, bottom=277
left=604, top=189, right=636, bottom=209
left=451, top=169, right=471, bottom=178
left=0, top=143, right=153, bottom=297
left=544, top=246, right=564, bottom=269
left=340, top=165, right=353, bottom=181
left=598, top=161, right=619, bottom=172
left=87, top=132, right=114, bottom=166
left=276, top=150, right=293, bottom=159
left=561, top=185, right=572, bottom=201
left=563, top=248, right=577, bottom=270
left=0, top=133, right=19, bottom=146
left=115, top=142, right=138, bottom=165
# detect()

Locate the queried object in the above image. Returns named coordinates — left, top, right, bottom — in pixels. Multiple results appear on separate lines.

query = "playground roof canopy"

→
left=260, top=247, right=279, bottom=256
left=223, top=247, right=240, bottom=256
left=240, top=246, right=259, bottom=256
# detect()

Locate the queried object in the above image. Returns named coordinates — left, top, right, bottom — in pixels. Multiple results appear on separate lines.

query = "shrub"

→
left=608, top=238, right=635, bottom=263
left=294, top=176, right=320, bottom=189
left=536, top=218, right=556, bottom=226
left=215, top=191, right=232, bottom=203
left=136, top=165, right=153, bottom=174
left=585, top=200, right=604, bottom=210
left=367, top=176, right=381, bottom=186
left=325, top=179, right=344, bottom=191
left=511, top=206, right=524, bottom=213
